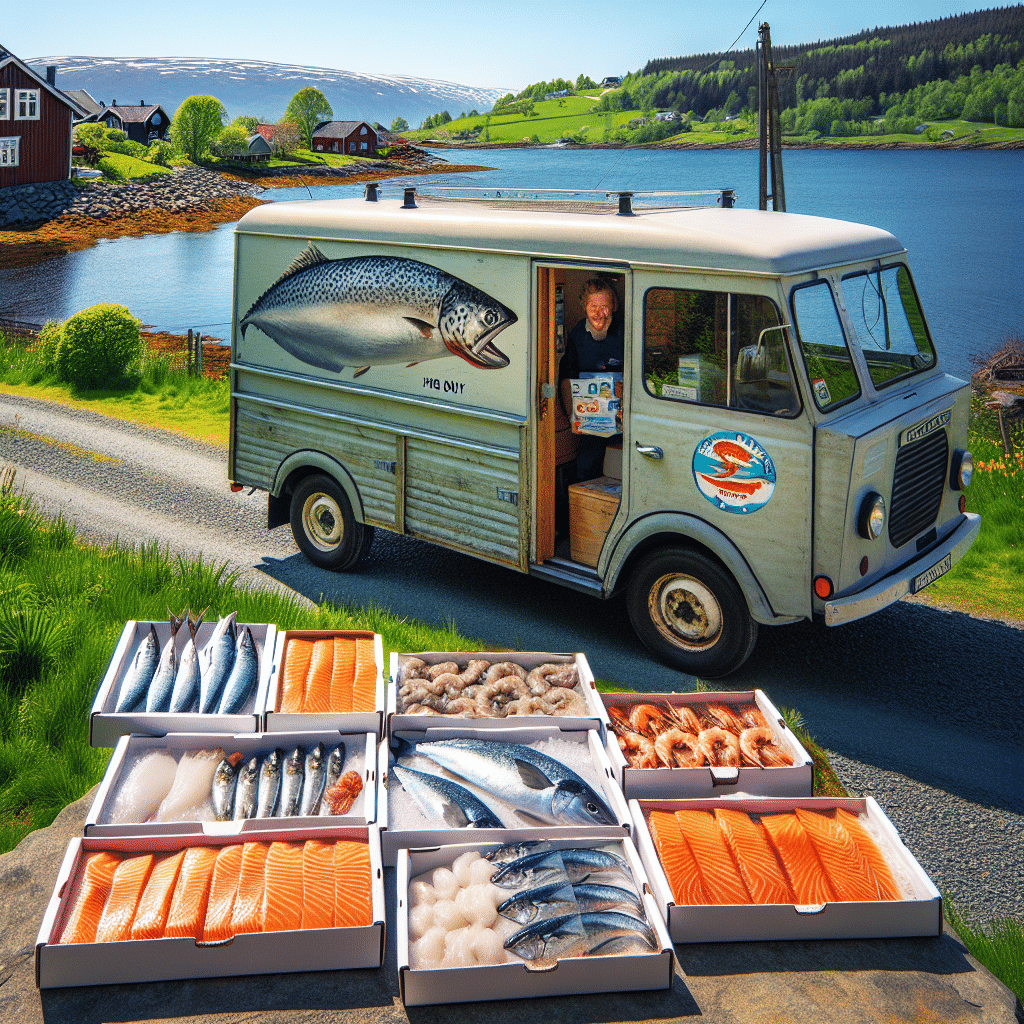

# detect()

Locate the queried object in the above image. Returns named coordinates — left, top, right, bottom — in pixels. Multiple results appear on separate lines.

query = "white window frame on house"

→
left=0, top=138, right=20, bottom=166
left=15, top=89, right=40, bottom=120
left=0, top=88, right=9, bottom=120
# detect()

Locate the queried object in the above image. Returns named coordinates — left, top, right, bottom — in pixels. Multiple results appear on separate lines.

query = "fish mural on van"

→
left=692, top=431, right=776, bottom=514
left=240, top=246, right=516, bottom=376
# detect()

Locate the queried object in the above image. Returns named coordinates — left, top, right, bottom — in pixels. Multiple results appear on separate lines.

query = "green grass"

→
left=95, top=153, right=171, bottom=181
left=945, top=903, right=1024, bottom=1002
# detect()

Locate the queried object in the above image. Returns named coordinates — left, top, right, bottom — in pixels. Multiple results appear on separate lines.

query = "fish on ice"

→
left=115, top=625, right=160, bottom=713
left=391, top=763, right=503, bottom=830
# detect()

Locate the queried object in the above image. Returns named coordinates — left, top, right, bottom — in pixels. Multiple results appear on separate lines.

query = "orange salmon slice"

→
left=794, top=808, right=887, bottom=902
left=302, top=639, right=335, bottom=714
left=333, top=840, right=372, bottom=928
left=95, top=853, right=155, bottom=943
left=835, top=808, right=902, bottom=900
left=760, top=811, right=837, bottom=905
left=164, top=845, right=218, bottom=939
left=301, top=839, right=336, bottom=929
left=59, top=850, right=121, bottom=944
left=647, top=810, right=708, bottom=905
left=714, top=809, right=795, bottom=904
left=263, top=841, right=305, bottom=932
left=351, top=637, right=377, bottom=711
left=202, top=843, right=244, bottom=942
left=279, top=639, right=314, bottom=713
left=230, top=841, right=270, bottom=935
left=131, top=850, right=186, bottom=940
left=674, top=810, right=751, bottom=905
left=329, top=638, right=357, bottom=713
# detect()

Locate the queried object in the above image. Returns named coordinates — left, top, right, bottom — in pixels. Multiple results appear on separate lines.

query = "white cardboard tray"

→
left=263, top=630, right=384, bottom=738
left=84, top=730, right=378, bottom=836
left=35, top=826, right=385, bottom=988
left=396, top=836, right=674, bottom=1005
left=630, top=796, right=943, bottom=943
left=378, top=724, right=631, bottom=866
left=598, top=689, right=813, bottom=798
left=89, top=620, right=276, bottom=748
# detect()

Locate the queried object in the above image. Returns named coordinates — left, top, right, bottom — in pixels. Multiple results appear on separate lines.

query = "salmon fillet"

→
left=760, top=811, right=837, bottom=905
left=647, top=810, right=709, bottom=905
left=835, top=808, right=902, bottom=900
left=95, top=853, right=155, bottom=943
left=351, top=637, right=377, bottom=712
left=279, top=638, right=314, bottom=713
left=674, top=810, right=751, bottom=904
left=131, top=850, right=186, bottom=940
left=263, top=841, right=305, bottom=932
left=59, top=850, right=121, bottom=944
left=301, top=839, right=336, bottom=929
left=714, top=809, right=795, bottom=904
left=202, top=843, right=244, bottom=942
left=302, top=639, right=334, bottom=714
left=794, top=808, right=886, bottom=902
left=230, top=841, right=270, bottom=935
left=164, top=846, right=218, bottom=938
left=329, top=637, right=357, bottom=713
left=333, top=839, right=372, bottom=927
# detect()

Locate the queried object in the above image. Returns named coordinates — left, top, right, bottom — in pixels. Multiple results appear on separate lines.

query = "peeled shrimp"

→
left=654, top=729, right=703, bottom=768
left=697, top=727, right=740, bottom=768
left=739, top=727, right=794, bottom=767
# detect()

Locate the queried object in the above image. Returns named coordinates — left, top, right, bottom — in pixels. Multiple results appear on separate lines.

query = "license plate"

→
left=911, top=553, right=951, bottom=593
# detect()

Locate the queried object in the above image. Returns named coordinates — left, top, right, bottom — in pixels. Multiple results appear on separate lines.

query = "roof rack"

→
left=362, top=184, right=736, bottom=215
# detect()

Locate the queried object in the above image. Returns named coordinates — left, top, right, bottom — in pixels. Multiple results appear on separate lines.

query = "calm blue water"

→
left=1, top=149, right=1020, bottom=381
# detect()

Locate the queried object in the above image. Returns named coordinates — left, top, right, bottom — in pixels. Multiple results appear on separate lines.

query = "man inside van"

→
left=560, top=278, right=624, bottom=480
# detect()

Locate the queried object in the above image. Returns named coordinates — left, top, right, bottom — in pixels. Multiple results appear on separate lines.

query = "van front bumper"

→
left=824, top=512, right=981, bottom=627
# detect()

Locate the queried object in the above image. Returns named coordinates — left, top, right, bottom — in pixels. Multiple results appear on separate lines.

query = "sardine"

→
left=409, top=738, right=617, bottom=827
left=234, top=755, right=260, bottom=820
left=392, top=764, right=503, bottom=829
left=277, top=746, right=305, bottom=816
left=168, top=618, right=202, bottom=713
left=256, top=748, right=284, bottom=817
left=497, top=882, right=578, bottom=924
left=217, top=625, right=259, bottom=714
left=319, top=744, right=346, bottom=816
left=115, top=625, right=160, bottom=712
left=492, top=847, right=630, bottom=889
left=241, top=250, right=515, bottom=375
left=300, top=743, right=327, bottom=816
left=212, top=756, right=239, bottom=821
left=199, top=611, right=237, bottom=713
left=146, top=610, right=185, bottom=712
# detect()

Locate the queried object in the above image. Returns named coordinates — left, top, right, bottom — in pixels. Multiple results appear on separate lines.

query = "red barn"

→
left=0, top=47, right=83, bottom=188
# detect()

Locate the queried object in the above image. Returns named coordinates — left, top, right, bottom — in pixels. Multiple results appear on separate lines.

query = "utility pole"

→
left=758, top=22, right=787, bottom=211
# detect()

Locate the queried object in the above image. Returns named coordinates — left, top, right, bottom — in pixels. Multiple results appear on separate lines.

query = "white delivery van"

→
left=229, top=186, right=979, bottom=676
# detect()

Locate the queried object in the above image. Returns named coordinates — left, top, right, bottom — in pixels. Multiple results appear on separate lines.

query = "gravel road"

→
left=1, top=390, right=1021, bottom=926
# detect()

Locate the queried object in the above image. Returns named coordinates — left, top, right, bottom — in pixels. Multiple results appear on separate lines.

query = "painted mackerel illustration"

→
left=240, top=248, right=516, bottom=375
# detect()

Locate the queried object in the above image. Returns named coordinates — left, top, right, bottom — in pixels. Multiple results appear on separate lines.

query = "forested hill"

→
left=628, top=4, right=1024, bottom=129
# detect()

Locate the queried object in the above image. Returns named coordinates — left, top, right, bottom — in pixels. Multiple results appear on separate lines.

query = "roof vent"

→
left=402, top=187, right=417, bottom=209
left=364, top=182, right=380, bottom=202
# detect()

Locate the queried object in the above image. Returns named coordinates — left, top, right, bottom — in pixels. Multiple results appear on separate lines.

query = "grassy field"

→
left=94, top=153, right=172, bottom=181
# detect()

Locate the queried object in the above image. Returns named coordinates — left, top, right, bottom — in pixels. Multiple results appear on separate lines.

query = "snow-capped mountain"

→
left=29, top=55, right=508, bottom=126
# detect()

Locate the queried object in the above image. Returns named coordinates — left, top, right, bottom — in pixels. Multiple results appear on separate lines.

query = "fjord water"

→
left=1, top=148, right=1020, bottom=380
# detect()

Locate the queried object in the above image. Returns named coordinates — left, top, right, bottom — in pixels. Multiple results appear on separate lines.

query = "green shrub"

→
left=146, top=139, right=174, bottom=166
left=35, top=320, right=62, bottom=374
left=55, top=304, right=143, bottom=389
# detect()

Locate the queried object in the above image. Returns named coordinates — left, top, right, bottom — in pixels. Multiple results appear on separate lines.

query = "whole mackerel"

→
left=233, top=755, right=260, bottom=820
left=392, top=764, right=503, bottom=829
left=492, top=847, right=630, bottom=889
left=145, top=610, right=185, bottom=712
left=115, top=625, right=160, bottom=713
left=217, top=625, right=259, bottom=714
left=504, top=910, right=655, bottom=961
left=199, top=611, right=237, bottom=714
left=168, top=618, right=202, bottom=713
left=256, top=748, right=284, bottom=817
left=277, top=746, right=305, bottom=816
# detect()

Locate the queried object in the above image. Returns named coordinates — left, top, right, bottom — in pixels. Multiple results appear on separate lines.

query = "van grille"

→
left=889, top=431, right=948, bottom=548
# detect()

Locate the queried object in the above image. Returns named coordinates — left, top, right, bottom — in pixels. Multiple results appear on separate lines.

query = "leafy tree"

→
left=284, top=87, right=333, bottom=148
left=232, top=115, right=260, bottom=134
left=576, top=74, right=597, bottom=91
left=169, top=95, right=227, bottom=161
left=272, top=120, right=301, bottom=154
left=390, top=117, right=409, bottom=132
left=213, top=124, right=250, bottom=158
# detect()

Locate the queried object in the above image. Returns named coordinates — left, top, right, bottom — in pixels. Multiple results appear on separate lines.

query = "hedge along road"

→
left=2, top=393, right=1021, bottom=812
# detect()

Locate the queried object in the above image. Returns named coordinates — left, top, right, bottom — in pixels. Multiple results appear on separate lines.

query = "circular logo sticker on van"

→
left=692, top=432, right=776, bottom=514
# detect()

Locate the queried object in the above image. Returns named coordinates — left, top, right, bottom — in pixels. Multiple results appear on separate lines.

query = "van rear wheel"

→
left=289, top=474, right=372, bottom=571
left=626, top=547, right=757, bottom=678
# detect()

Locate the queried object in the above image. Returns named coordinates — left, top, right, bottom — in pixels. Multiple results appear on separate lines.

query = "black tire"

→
left=289, top=474, right=371, bottom=571
left=626, top=547, right=758, bottom=678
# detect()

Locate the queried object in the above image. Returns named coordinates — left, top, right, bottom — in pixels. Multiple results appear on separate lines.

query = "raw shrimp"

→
left=618, top=732, right=659, bottom=769
left=401, top=657, right=428, bottom=680
left=539, top=687, right=587, bottom=716
left=697, top=727, right=741, bottom=768
left=478, top=676, right=529, bottom=716
left=484, top=662, right=527, bottom=684
left=444, top=697, right=478, bottom=716
left=525, top=662, right=577, bottom=696
left=739, top=728, right=794, bottom=768
left=426, top=662, right=460, bottom=680
left=654, top=729, right=703, bottom=768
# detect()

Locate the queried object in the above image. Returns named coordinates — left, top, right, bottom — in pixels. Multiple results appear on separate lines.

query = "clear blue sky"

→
left=10, top=0, right=986, bottom=90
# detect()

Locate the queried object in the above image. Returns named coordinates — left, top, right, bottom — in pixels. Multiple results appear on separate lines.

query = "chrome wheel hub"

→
left=649, top=574, right=723, bottom=649
left=302, top=493, right=343, bottom=551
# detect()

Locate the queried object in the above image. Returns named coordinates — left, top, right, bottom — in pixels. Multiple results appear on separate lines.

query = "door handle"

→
left=635, top=443, right=664, bottom=460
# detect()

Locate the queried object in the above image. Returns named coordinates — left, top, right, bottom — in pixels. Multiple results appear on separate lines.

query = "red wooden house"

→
left=310, top=121, right=382, bottom=156
left=0, top=45, right=84, bottom=188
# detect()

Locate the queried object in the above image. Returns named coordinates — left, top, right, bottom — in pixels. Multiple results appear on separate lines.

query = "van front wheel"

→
left=289, top=474, right=373, bottom=571
left=626, top=548, right=757, bottom=677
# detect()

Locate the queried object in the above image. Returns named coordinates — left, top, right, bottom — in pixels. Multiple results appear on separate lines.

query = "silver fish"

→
left=234, top=755, right=260, bottom=820
left=115, top=625, right=160, bottom=712
left=571, top=883, right=644, bottom=917
left=199, top=611, right=237, bottom=713
left=497, top=882, right=578, bottom=924
left=168, top=618, right=202, bottom=713
left=256, top=748, right=284, bottom=817
left=240, top=249, right=515, bottom=375
left=212, top=756, right=239, bottom=821
left=277, top=745, right=305, bottom=816
left=409, top=738, right=617, bottom=827
left=491, top=847, right=630, bottom=889
left=217, top=625, right=259, bottom=714
left=300, top=743, right=327, bottom=816
left=485, top=840, right=543, bottom=864
left=145, top=610, right=186, bottom=712
left=504, top=910, right=655, bottom=962
left=392, top=764, right=503, bottom=829
left=319, top=744, right=346, bottom=816
left=577, top=910, right=657, bottom=956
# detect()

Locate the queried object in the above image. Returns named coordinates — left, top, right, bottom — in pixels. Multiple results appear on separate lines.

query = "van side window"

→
left=790, top=281, right=861, bottom=411
left=841, top=264, right=936, bottom=390
left=642, top=288, right=799, bottom=416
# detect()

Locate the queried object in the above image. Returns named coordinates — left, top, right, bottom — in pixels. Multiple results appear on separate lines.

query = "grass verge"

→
left=945, top=902, right=1024, bottom=1003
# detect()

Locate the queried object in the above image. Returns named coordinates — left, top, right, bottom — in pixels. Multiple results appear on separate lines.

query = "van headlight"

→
left=950, top=449, right=973, bottom=490
left=857, top=492, right=886, bottom=540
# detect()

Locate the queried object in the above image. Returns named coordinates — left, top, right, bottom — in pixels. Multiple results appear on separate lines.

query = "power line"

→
left=697, top=0, right=771, bottom=76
